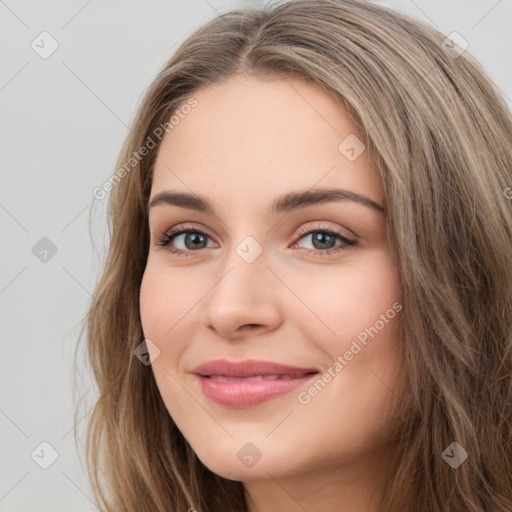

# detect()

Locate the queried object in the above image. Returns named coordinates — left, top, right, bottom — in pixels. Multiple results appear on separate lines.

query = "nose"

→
left=198, top=247, right=283, bottom=341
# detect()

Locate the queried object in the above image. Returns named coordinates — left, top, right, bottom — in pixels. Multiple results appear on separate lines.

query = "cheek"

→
left=139, top=267, right=198, bottom=413
left=139, top=263, right=194, bottom=346
left=139, top=261, right=204, bottom=413
left=282, top=250, right=401, bottom=354
left=139, top=269, right=165, bottom=342
left=288, top=251, right=403, bottom=419
left=139, top=249, right=401, bottom=363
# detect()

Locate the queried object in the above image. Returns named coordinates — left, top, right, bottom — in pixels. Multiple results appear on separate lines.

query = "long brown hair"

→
left=76, top=0, right=512, bottom=510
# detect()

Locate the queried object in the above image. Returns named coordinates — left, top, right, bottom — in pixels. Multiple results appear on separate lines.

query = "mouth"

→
left=204, top=372, right=316, bottom=382
left=192, top=359, right=320, bottom=407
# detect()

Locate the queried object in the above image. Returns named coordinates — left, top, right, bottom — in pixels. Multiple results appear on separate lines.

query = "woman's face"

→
left=139, top=74, right=404, bottom=484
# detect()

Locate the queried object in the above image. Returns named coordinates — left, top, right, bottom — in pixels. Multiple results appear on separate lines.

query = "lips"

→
left=208, top=374, right=306, bottom=381
left=192, top=358, right=319, bottom=407
left=193, top=358, right=318, bottom=378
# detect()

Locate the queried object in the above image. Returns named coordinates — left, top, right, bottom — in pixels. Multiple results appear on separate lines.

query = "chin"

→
left=191, top=439, right=305, bottom=482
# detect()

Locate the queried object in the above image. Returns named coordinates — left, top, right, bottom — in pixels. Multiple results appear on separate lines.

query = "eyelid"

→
left=161, top=222, right=217, bottom=240
left=158, top=220, right=353, bottom=242
left=155, top=221, right=357, bottom=256
left=294, top=221, right=356, bottom=240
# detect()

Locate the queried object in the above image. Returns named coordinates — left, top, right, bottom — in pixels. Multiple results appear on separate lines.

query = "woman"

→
left=80, top=0, right=512, bottom=510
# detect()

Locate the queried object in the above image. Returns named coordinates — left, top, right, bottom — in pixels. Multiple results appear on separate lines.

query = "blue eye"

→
left=292, top=228, right=357, bottom=256
left=155, top=224, right=212, bottom=256
left=155, top=224, right=357, bottom=258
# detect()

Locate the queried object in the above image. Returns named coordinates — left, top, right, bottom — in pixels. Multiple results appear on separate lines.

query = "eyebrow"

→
left=148, top=187, right=385, bottom=215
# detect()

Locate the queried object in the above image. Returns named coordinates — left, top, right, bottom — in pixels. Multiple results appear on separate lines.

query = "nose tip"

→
left=199, top=262, right=283, bottom=340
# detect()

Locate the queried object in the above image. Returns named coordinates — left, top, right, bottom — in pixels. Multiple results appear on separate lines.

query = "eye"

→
left=154, top=223, right=357, bottom=258
left=291, top=224, right=357, bottom=257
left=155, top=223, right=216, bottom=256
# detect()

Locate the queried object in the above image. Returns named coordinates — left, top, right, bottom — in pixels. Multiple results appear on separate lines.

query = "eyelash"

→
left=155, top=223, right=357, bottom=258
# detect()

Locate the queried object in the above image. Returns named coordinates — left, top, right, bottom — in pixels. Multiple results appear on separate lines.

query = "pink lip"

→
left=192, top=358, right=319, bottom=407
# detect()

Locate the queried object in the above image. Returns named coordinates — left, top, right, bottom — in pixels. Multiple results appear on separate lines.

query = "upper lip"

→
left=192, top=358, right=319, bottom=378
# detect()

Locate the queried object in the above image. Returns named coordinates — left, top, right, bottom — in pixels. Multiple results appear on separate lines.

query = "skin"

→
left=139, top=74, right=405, bottom=512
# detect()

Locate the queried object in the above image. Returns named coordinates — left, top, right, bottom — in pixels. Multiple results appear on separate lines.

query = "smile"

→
left=192, top=359, right=319, bottom=407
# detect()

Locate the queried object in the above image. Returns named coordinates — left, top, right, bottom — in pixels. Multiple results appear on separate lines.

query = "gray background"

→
left=0, top=1, right=510, bottom=510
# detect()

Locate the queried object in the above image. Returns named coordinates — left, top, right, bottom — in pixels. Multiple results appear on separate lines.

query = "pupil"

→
left=186, top=233, right=207, bottom=249
left=313, top=232, right=335, bottom=249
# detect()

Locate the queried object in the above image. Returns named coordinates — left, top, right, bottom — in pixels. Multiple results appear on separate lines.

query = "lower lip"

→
left=196, top=374, right=318, bottom=407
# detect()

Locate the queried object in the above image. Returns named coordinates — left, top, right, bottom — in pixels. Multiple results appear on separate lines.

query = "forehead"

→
left=152, top=75, right=383, bottom=208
